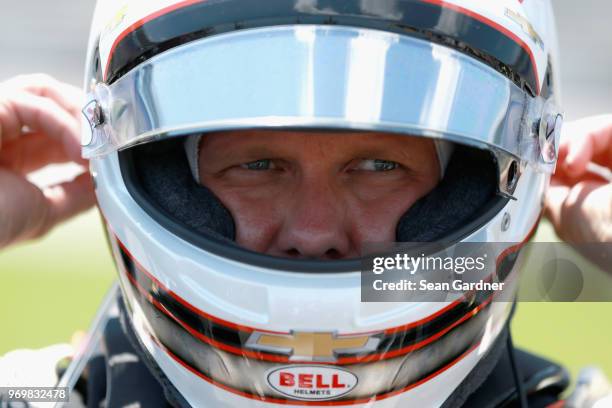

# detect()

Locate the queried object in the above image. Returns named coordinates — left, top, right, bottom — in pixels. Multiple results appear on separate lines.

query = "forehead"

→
left=199, top=130, right=435, bottom=150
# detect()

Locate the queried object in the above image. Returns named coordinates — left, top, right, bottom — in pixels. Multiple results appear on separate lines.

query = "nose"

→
left=274, top=178, right=352, bottom=259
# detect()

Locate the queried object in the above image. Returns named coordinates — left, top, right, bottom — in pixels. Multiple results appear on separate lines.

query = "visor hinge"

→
left=81, top=83, right=114, bottom=158
left=536, top=100, right=564, bottom=167
left=538, top=113, right=563, bottom=164
left=82, top=100, right=105, bottom=129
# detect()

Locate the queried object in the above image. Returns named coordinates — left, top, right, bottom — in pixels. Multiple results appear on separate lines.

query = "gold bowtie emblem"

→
left=246, top=331, right=379, bottom=361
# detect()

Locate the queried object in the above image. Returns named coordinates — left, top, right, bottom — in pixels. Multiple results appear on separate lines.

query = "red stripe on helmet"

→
left=104, top=0, right=206, bottom=80
left=421, top=0, right=540, bottom=93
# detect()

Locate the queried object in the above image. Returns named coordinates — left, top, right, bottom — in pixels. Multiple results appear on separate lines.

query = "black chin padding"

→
left=396, top=146, right=498, bottom=242
left=133, top=140, right=236, bottom=242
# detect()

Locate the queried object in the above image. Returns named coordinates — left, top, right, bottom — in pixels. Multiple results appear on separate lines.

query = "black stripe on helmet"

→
left=105, top=0, right=539, bottom=95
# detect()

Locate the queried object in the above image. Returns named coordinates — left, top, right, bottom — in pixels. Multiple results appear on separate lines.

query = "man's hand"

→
left=0, top=74, right=94, bottom=249
left=545, top=114, right=612, bottom=243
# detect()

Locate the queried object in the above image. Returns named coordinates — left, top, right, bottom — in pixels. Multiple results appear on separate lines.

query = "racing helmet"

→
left=82, top=1, right=562, bottom=406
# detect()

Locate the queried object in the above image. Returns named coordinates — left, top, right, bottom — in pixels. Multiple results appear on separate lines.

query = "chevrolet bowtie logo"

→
left=245, top=331, right=380, bottom=362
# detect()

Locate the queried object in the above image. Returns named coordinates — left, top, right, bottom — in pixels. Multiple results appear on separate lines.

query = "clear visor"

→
left=82, top=25, right=562, bottom=177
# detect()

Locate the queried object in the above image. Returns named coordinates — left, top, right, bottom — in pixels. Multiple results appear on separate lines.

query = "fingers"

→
left=547, top=115, right=612, bottom=243
left=0, top=169, right=51, bottom=248
left=0, top=75, right=92, bottom=249
left=544, top=180, right=570, bottom=238
left=2, top=74, right=84, bottom=118
left=545, top=180, right=612, bottom=243
left=0, top=90, right=84, bottom=164
left=0, top=74, right=94, bottom=247
left=43, top=172, right=95, bottom=228
left=0, top=132, right=74, bottom=174
left=0, top=169, right=94, bottom=249
left=559, top=114, right=612, bottom=179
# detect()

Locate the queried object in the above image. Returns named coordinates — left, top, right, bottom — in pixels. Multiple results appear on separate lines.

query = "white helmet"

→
left=83, top=1, right=562, bottom=406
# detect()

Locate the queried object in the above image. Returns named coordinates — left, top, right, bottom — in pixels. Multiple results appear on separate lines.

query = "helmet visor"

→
left=82, top=25, right=560, bottom=176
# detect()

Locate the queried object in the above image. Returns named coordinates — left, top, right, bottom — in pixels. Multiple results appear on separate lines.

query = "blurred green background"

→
left=0, top=0, right=611, bottom=388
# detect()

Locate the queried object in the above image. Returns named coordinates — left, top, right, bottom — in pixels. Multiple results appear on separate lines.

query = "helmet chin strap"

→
left=507, top=329, right=529, bottom=408
left=183, top=134, right=454, bottom=184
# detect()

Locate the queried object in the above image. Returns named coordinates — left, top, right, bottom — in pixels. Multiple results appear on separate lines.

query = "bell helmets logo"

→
left=267, top=365, right=358, bottom=401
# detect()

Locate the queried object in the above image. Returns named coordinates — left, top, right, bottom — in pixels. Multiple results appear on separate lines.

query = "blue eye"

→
left=356, top=159, right=399, bottom=172
left=241, top=159, right=274, bottom=170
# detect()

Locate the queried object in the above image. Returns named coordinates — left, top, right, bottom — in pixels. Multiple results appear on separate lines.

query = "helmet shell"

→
left=84, top=1, right=560, bottom=406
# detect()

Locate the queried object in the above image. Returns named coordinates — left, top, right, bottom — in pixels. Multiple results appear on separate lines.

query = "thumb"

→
left=544, top=181, right=570, bottom=238
left=0, top=171, right=94, bottom=249
left=0, top=169, right=51, bottom=249
left=562, top=115, right=612, bottom=178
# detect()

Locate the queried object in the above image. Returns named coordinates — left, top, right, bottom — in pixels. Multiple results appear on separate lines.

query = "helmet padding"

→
left=126, top=137, right=499, bottom=246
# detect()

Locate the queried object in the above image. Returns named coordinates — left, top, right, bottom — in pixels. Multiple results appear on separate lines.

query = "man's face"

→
left=199, top=130, right=440, bottom=259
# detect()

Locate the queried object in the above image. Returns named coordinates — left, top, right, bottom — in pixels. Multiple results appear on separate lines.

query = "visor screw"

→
left=92, top=103, right=105, bottom=127
left=502, top=213, right=511, bottom=232
left=506, top=160, right=519, bottom=192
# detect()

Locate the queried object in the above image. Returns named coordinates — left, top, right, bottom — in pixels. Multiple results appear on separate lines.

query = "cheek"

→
left=208, top=187, right=286, bottom=253
left=349, top=200, right=405, bottom=244
left=348, top=183, right=436, bottom=244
